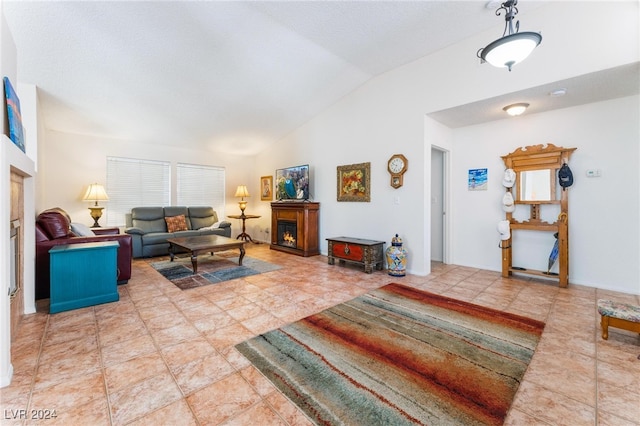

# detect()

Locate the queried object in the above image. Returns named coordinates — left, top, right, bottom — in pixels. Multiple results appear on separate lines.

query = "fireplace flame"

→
left=283, top=231, right=296, bottom=246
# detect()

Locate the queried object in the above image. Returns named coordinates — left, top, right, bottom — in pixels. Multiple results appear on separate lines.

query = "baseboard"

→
left=0, top=362, right=13, bottom=388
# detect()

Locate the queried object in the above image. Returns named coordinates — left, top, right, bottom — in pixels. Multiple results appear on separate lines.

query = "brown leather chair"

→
left=35, top=208, right=133, bottom=300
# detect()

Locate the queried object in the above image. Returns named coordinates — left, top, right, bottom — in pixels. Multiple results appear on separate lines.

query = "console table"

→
left=228, top=214, right=261, bottom=243
left=326, top=237, right=385, bottom=274
left=49, top=241, right=119, bottom=313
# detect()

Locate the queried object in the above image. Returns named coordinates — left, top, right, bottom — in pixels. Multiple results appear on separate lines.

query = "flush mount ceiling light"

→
left=503, top=102, right=529, bottom=116
left=549, top=88, right=567, bottom=97
left=477, top=0, right=542, bottom=71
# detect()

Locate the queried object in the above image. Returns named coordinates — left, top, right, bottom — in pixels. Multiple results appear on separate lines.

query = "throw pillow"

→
left=165, top=214, right=188, bottom=232
left=70, top=222, right=96, bottom=237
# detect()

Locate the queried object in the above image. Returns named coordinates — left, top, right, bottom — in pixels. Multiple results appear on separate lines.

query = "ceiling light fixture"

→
left=503, top=103, right=529, bottom=116
left=549, top=88, right=567, bottom=97
left=477, top=0, right=542, bottom=71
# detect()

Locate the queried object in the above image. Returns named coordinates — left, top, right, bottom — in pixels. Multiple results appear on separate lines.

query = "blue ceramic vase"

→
left=386, top=234, right=407, bottom=277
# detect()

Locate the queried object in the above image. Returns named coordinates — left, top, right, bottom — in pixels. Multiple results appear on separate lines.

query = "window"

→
left=106, top=157, right=171, bottom=226
left=177, top=163, right=225, bottom=218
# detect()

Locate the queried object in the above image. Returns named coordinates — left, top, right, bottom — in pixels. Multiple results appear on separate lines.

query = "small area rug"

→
left=236, top=283, right=545, bottom=425
left=150, top=253, right=280, bottom=290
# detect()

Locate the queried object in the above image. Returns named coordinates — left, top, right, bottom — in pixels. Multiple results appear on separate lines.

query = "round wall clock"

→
left=388, top=154, right=408, bottom=189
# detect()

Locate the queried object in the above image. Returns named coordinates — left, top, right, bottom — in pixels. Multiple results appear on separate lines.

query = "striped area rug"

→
left=235, top=283, right=545, bottom=425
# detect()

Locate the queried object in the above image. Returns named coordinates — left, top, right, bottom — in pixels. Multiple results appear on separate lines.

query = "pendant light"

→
left=477, top=0, right=542, bottom=71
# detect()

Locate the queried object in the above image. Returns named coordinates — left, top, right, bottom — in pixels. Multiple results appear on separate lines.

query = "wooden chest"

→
left=326, top=237, right=385, bottom=273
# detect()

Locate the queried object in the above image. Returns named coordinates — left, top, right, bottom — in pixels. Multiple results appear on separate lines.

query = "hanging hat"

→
left=502, top=169, right=516, bottom=188
left=558, top=163, right=573, bottom=190
left=502, top=192, right=515, bottom=212
left=497, top=220, right=511, bottom=240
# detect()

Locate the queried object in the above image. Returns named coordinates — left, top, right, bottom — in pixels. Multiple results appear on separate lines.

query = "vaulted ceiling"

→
left=3, top=1, right=637, bottom=155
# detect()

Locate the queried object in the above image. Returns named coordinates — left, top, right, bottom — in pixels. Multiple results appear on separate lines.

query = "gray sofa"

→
left=125, top=206, right=232, bottom=258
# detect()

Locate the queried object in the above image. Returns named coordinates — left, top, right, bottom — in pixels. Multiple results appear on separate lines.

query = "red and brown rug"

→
left=236, top=283, right=545, bottom=425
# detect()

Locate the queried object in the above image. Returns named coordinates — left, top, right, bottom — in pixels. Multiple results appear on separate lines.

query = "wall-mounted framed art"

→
left=260, top=175, right=273, bottom=201
left=3, top=77, right=25, bottom=152
left=337, top=162, right=370, bottom=202
left=468, top=168, right=488, bottom=191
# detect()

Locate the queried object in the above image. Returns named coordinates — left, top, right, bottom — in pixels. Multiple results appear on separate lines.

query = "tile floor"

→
left=3, top=244, right=640, bottom=425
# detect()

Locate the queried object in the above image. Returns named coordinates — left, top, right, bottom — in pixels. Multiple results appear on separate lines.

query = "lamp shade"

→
left=477, top=0, right=542, bottom=72
left=83, top=183, right=109, bottom=203
left=235, top=185, right=250, bottom=199
left=480, top=32, right=542, bottom=71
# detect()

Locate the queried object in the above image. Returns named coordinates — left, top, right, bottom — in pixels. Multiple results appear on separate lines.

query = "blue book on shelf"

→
left=3, top=76, right=25, bottom=152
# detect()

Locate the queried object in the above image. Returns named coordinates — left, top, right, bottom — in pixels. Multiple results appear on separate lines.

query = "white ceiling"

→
left=3, top=1, right=637, bottom=155
left=428, top=62, right=640, bottom=128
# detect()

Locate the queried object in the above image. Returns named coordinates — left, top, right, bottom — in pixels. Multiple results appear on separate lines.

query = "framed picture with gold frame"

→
left=337, top=162, right=371, bottom=202
left=260, top=175, right=273, bottom=201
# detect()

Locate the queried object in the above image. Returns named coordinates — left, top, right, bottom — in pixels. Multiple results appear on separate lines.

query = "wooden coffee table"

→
left=167, top=235, right=245, bottom=274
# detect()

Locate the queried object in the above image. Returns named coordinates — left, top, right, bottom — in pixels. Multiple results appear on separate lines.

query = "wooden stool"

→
left=597, top=299, right=640, bottom=340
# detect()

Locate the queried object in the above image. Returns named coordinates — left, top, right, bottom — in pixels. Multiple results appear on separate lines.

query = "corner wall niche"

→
left=501, top=144, right=576, bottom=287
left=270, top=202, right=319, bottom=257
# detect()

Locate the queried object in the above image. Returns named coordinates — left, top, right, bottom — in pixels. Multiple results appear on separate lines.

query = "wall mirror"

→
left=501, top=144, right=571, bottom=205
left=518, top=169, right=553, bottom=202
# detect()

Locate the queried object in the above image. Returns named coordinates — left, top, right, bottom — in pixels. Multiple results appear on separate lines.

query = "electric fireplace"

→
left=270, top=201, right=320, bottom=257
left=277, top=221, right=297, bottom=248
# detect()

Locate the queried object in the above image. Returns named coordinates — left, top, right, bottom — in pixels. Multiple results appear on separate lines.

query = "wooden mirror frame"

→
left=502, top=143, right=574, bottom=204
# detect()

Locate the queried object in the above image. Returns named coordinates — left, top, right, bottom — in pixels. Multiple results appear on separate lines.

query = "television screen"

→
left=275, top=164, right=310, bottom=200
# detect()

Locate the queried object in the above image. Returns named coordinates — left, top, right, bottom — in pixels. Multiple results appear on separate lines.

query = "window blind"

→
left=105, top=157, right=171, bottom=226
left=176, top=163, right=226, bottom=218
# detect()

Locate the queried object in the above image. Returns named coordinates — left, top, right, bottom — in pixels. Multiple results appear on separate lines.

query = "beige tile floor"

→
left=3, top=244, right=640, bottom=425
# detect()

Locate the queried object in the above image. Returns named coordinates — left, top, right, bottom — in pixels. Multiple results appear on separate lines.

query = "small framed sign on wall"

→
left=468, top=168, right=488, bottom=191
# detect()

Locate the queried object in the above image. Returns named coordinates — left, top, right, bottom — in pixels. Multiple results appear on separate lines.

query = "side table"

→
left=93, top=226, right=121, bottom=236
left=228, top=214, right=261, bottom=243
left=49, top=241, right=120, bottom=313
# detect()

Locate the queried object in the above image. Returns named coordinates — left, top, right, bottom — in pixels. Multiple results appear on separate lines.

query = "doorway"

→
left=431, top=147, right=447, bottom=262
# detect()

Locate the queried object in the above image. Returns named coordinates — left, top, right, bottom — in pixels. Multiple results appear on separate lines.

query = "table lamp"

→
left=83, top=183, right=109, bottom=227
left=235, top=185, right=250, bottom=214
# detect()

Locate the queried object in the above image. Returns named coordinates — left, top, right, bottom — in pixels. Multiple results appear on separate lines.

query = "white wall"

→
left=451, top=96, right=639, bottom=294
left=256, top=84, right=428, bottom=273
left=33, top=2, right=639, bottom=287
left=39, top=130, right=260, bottom=235
left=0, top=11, right=17, bottom=137
left=1, top=7, right=37, bottom=388
left=253, top=2, right=639, bottom=279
